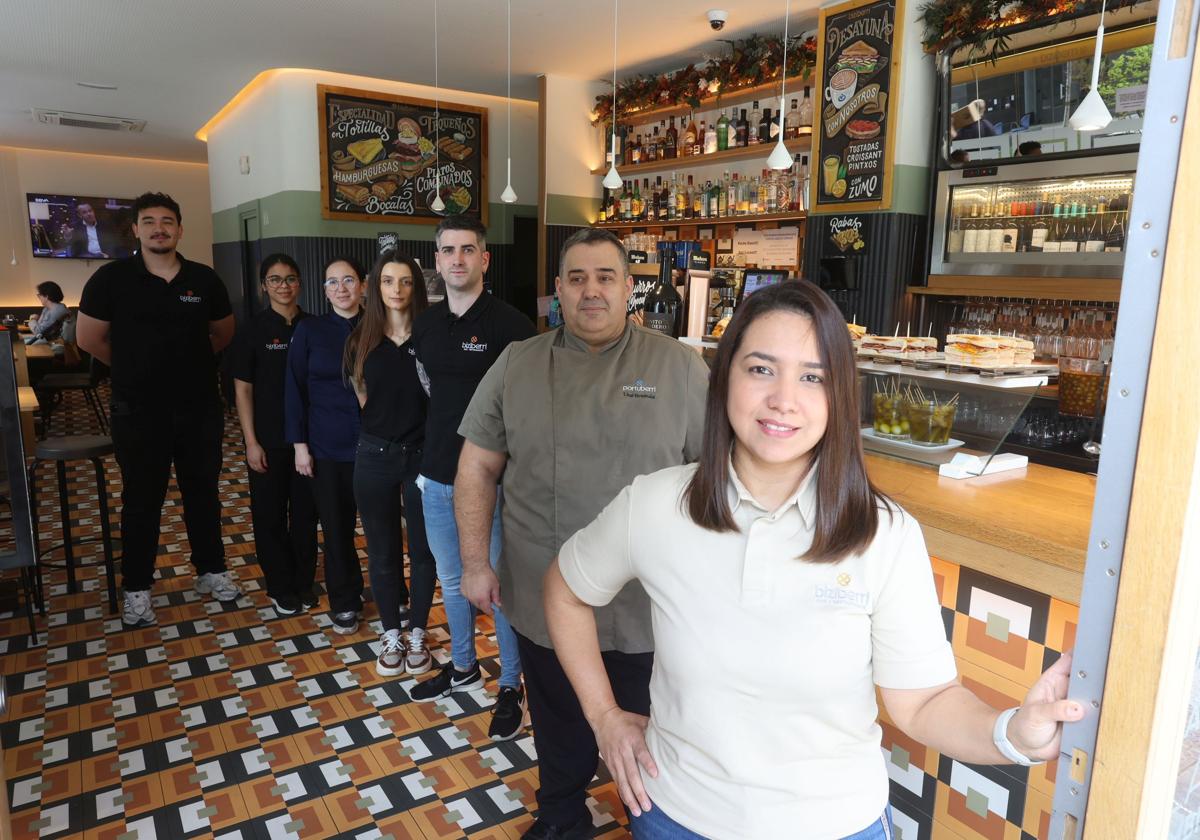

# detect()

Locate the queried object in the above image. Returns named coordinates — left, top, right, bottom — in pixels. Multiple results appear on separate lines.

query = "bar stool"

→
left=29, top=435, right=118, bottom=613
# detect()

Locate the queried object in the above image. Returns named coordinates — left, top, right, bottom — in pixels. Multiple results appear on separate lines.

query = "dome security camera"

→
left=707, top=9, right=728, bottom=30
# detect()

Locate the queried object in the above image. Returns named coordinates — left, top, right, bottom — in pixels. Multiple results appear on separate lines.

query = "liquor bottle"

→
left=736, top=109, right=750, bottom=147
left=1104, top=213, right=1126, bottom=252
left=693, top=119, right=705, bottom=156
left=684, top=175, right=695, bottom=219
left=683, top=114, right=698, bottom=157
left=785, top=98, right=801, bottom=138
left=646, top=127, right=658, bottom=162
left=642, top=258, right=682, bottom=337
left=693, top=177, right=704, bottom=218
left=727, top=172, right=738, bottom=216
left=598, top=190, right=607, bottom=224
left=962, top=203, right=982, bottom=253
left=631, top=179, right=643, bottom=220
left=726, top=108, right=738, bottom=148
left=718, top=171, right=729, bottom=216
left=716, top=110, right=730, bottom=151
left=667, top=175, right=677, bottom=221
left=748, top=101, right=761, bottom=145
left=1002, top=203, right=1019, bottom=252
left=664, top=117, right=678, bottom=160
left=658, top=120, right=667, bottom=157
left=1083, top=212, right=1105, bottom=252
left=620, top=181, right=632, bottom=221
left=1042, top=209, right=1061, bottom=253
left=631, top=134, right=642, bottom=166
left=703, top=119, right=718, bottom=155
left=748, top=173, right=759, bottom=215
left=758, top=108, right=773, bottom=144
left=738, top=176, right=751, bottom=215
left=798, top=87, right=814, bottom=128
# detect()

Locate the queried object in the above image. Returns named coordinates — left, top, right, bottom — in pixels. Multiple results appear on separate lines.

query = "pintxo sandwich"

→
left=860, top=334, right=939, bottom=357
left=945, top=334, right=1014, bottom=367
left=847, top=322, right=866, bottom=350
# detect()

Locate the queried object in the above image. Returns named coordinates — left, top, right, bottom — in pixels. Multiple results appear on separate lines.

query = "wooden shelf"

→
left=598, top=211, right=807, bottom=230
left=909, top=275, right=1121, bottom=302
left=613, top=79, right=817, bottom=126
left=590, top=135, right=811, bottom=177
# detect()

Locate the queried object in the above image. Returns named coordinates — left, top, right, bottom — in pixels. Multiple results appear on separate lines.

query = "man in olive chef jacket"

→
left=456, top=227, right=709, bottom=839
left=77, top=192, right=239, bottom=628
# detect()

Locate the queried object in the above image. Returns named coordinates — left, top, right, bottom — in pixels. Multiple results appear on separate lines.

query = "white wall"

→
left=541, top=74, right=609, bottom=200
left=892, top=0, right=935, bottom=169
left=0, top=146, right=211, bottom=306
left=207, top=68, right=538, bottom=214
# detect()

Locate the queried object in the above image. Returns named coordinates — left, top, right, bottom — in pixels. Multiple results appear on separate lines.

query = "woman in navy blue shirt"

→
left=285, top=256, right=364, bottom=633
left=344, top=250, right=436, bottom=677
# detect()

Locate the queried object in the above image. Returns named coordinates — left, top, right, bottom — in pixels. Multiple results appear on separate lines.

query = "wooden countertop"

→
left=865, top=453, right=1093, bottom=603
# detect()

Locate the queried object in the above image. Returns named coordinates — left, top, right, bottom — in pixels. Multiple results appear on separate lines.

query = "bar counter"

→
left=865, top=454, right=1092, bottom=604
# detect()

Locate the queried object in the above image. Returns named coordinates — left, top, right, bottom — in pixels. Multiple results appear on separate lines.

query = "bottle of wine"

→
left=785, top=98, right=801, bottom=138
left=798, top=86, right=814, bottom=128
left=736, top=109, right=750, bottom=147
left=716, top=110, right=730, bottom=152
left=598, top=189, right=607, bottom=224
left=1058, top=207, right=1079, bottom=253
left=631, top=179, right=643, bottom=220
left=758, top=108, right=773, bottom=144
left=1042, top=205, right=1061, bottom=252
left=985, top=203, right=1005, bottom=253
left=1083, top=212, right=1105, bottom=252
left=1002, top=202, right=1019, bottom=253
left=621, top=181, right=632, bottom=221
left=947, top=210, right=965, bottom=253
left=643, top=258, right=682, bottom=337
left=962, top=203, right=982, bottom=253
left=748, top=101, right=762, bottom=145
left=684, top=175, right=696, bottom=219
left=1104, top=213, right=1126, bottom=252
left=693, top=177, right=704, bottom=218
left=1029, top=207, right=1048, bottom=253
left=664, top=117, right=678, bottom=160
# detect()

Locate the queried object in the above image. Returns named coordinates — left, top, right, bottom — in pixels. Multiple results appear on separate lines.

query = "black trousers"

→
left=248, top=446, right=317, bottom=600
left=111, top=401, right=225, bottom=592
left=352, top=434, right=436, bottom=633
left=309, top=458, right=362, bottom=613
left=517, top=631, right=653, bottom=826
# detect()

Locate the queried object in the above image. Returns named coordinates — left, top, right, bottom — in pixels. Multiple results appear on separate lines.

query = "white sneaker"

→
left=405, top=627, right=433, bottom=674
left=376, top=629, right=405, bottom=677
left=122, top=590, right=156, bottom=627
left=195, top=571, right=241, bottom=602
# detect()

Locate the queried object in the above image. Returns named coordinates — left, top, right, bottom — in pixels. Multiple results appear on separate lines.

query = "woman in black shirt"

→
left=344, top=250, right=435, bottom=676
left=233, top=254, right=317, bottom=615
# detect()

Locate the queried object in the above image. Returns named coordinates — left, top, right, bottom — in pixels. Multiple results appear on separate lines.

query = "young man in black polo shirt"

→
left=77, top=192, right=239, bottom=627
left=408, top=215, right=535, bottom=742
left=233, top=253, right=317, bottom=616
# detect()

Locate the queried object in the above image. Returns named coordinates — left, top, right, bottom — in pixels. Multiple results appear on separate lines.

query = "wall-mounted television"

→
left=27, top=193, right=137, bottom=260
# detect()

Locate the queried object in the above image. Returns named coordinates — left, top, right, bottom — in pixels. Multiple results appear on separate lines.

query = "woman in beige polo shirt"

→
left=544, top=280, right=1084, bottom=840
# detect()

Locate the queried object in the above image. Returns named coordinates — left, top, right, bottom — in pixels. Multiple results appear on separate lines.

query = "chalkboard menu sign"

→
left=811, top=0, right=902, bottom=212
left=318, top=85, right=488, bottom=225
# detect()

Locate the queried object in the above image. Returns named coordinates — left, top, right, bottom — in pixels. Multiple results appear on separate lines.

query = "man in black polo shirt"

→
left=232, top=253, right=317, bottom=617
left=77, top=192, right=238, bottom=627
left=408, top=215, right=535, bottom=743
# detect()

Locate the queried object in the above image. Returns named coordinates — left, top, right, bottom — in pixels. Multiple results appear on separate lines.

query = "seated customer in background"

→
left=1017, top=141, right=1043, bottom=156
left=26, top=281, right=69, bottom=343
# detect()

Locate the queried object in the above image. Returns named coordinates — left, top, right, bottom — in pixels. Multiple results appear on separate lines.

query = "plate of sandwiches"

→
left=944, top=334, right=1035, bottom=368
left=847, top=322, right=866, bottom=351
left=859, top=335, right=942, bottom=359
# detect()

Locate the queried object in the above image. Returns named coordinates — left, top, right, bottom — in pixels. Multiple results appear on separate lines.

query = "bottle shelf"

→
left=597, top=210, right=808, bottom=229
left=611, top=79, right=816, bottom=127
left=590, top=135, right=812, bottom=177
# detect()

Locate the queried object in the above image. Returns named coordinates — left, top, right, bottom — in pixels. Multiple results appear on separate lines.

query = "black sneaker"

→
left=521, top=814, right=593, bottom=840
left=300, top=587, right=321, bottom=610
left=269, top=594, right=302, bottom=616
left=488, top=685, right=526, bottom=741
left=330, top=610, right=359, bottom=635
left=408, top=661, right=484, bottom=702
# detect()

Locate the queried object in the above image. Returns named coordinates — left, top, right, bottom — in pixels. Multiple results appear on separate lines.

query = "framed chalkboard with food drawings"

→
left=318, top=85, right=488, bottom=225
left=810, top=0, right=902, bottom=212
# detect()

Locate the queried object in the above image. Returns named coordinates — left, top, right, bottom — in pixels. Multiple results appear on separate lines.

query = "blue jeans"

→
left=417, top=475, right=521, bottom=689
left=630, top=804, right=893, bottom=840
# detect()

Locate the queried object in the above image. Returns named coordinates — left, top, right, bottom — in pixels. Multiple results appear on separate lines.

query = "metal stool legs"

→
left=55, top=460, right=76, bottom=593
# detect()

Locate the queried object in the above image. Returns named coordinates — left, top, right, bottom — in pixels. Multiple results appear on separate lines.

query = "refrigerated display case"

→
left=930, top=152, right=1137, bottom=279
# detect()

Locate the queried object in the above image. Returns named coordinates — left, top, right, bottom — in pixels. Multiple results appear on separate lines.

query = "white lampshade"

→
left=1069, top=87, right=1112, bottom=131
left=767, top=136, right=793, bottom=170
left=501, top=158, right=518, bottom=203
left=1069, top=18, right=1112, bottom=131
left=431, top=192, right=446, bottom=212
left=602, top=163, right=623, bottom=190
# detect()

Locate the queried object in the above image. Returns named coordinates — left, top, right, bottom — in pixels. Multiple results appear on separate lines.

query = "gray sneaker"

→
left=122, top=590, right=156, bottom=627
left=376, top=629, right=405, bottom=676
left=195, top=571, right=241, bottom=602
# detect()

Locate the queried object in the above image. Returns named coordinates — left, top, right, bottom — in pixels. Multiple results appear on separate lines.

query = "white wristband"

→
left=992, top=707, right=1044, bottom=766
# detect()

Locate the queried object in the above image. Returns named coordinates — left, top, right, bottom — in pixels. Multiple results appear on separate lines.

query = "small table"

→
left=17, top=386, right=38, bottom=449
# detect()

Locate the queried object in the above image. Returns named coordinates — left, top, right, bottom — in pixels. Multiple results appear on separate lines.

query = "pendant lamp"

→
left=431, top=0, right=446, bottom=213
left=500, top=0, right=518, bottom=202
left=766, top=0, right=794, bottom=170
left=602, top=0, right=623, bottom=191
left=1069, top=0, right=1113, bottom=131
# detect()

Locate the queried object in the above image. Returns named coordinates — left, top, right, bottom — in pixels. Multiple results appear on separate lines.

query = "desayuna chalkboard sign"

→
left=811, top=0, right=902, bottom=212
left=318, top=85, right=488, bottom=225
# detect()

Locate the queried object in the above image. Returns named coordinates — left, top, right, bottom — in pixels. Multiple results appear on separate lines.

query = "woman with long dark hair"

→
left=544, top=281, right=1083, bottom=840
left=284, top=256, right=365, bottom=634
left=233, top=254, right=317, bottom=615
left=344, top=251, right=436, bottom=676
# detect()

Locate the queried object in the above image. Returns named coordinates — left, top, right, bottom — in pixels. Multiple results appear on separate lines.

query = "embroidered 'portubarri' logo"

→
left=622, top=378, right=657, bottom=398
left=265, top=337, right=288, bottom=351
left=178, top=289, right=202, bottom=303
left=462, top=334, right=488, bottom=352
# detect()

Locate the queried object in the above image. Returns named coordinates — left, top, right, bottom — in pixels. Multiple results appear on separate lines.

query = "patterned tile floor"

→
left=0, top=387, right=630, bottom=840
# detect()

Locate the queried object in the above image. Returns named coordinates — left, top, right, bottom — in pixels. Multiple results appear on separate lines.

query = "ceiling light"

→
left=501, top=0, right=518, bottom=203
left=767, top=0, right=793, bottom=170
left=602, top=0, right=623, bottom=192
left=1069, top=0, right=1113, bottom=131
left=431, top=0, right=445, bottom=213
